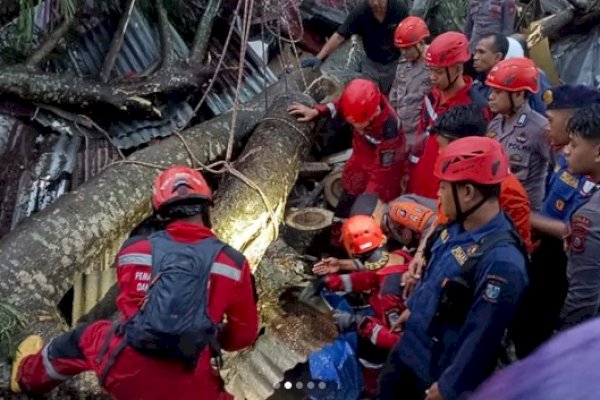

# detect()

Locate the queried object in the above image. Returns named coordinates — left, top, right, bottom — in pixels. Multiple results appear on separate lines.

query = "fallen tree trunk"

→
left=0, top=70, right=317, bottom=393
left=212, top=92, right=317, bottom=267
left=539, top=4, right=600, bottom=39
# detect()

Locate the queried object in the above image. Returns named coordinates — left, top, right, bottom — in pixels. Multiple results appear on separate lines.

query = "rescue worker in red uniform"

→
left=313, top=215, right=411, bottom=397
left=406, top=31, right=490, bottom=200
left=289, top=78, right=406, bottom=245
left=10, top=166, right=259, bottom=400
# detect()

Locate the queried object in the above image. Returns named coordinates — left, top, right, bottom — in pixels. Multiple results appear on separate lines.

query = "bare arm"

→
left=316, top=33, right=346, bottom=61
left=531, top=212, right=568, bottom=239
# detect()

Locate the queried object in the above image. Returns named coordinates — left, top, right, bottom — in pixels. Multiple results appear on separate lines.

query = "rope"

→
left=261, top=117, right=312, bottom=144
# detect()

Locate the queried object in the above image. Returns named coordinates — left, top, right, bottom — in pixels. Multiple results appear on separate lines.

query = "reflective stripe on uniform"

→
left=340, top=274, right=353, bottom=292
left=424, top=95, right=438, bottom=122
left=118, top=253, right=152, bottom=267
left=211, top=262, right=242, bottom=281
left=358, top=358, right=384, bottom=369
left=42, top=344, right=69, bottom=381
left=370, top=324, right=382, bottom=345
left=326, top=102, right=337, bottom=118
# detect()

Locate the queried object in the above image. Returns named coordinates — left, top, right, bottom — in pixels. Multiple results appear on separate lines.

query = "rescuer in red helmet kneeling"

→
left=309, top=215, right=412, bottom=397
left=10, top=166, right=259, bottom=400
left=288, top=78, right=407, bottom=247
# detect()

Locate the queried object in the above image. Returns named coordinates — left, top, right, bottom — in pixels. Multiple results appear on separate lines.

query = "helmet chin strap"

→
left=442, top=67, right=460, bottom=91
left=451, top=183, right=489, bottom=226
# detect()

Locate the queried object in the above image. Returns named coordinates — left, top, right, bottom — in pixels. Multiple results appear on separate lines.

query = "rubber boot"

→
left=11, top=335, right=44, bottom=392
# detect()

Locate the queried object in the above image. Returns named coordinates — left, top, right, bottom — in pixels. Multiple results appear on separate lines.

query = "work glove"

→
left=300, top=57, right=323, bottom=69
left=332, top=311, right=358, bottom=332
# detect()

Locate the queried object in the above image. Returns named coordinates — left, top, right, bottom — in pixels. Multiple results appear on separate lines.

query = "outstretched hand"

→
left=288, top=103, right=319, bottom=123
left=312, top=257, right=342, bottom=275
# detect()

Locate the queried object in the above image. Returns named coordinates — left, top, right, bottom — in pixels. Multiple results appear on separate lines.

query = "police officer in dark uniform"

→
left=379, top=137, right=528, bottom=400
left=516, top=85, right=600, bottom=357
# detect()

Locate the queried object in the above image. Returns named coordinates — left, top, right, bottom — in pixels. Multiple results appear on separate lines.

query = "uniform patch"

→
left=380, top=149, right=396, bottom=167
left=483, top=281, right=502, bottom=302
left=516, top=114, right=528, bottom=127
left=440, top=229, right=449, bottom=243
left=386, top=310, right=400, bottom=326
left=570, top=215, right=592, bottom=253
left=510, top=154, right=523, bottom=163
left=555, top=199, right=565, bottom=212
left=467, top=244, right=479, bottom=256
left=559, top=171, right=579, bottom=189
left=543, top=89, right=554, bottom=105
left=451, top=246, right=468, bottom=266
left=486, top=131, right=497, bottom=138
left=516, top=134, right=528, bottom=144
left=582, top=181, right=597, bottom=195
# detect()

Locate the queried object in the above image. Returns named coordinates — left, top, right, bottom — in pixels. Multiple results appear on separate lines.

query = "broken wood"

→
left=212, top=92, right=317, bottom=267
left=538, top=4, right=600, bottom=40
left=299, top=162, right=332, bottom=180
left=323, top=169, right=344, bottom=208
left=283, top=207, right=333, bottom=253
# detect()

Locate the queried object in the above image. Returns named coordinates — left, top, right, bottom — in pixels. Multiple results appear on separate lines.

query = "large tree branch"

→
left=99, top=0, right=137, bottom=83
left=189, top=0, right=222, bottom=65
left=156, top=0, right=175, bottom=69
left=25, top=15, right=77, bottom=68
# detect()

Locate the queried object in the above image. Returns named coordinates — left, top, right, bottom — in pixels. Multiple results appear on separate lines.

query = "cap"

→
left=544, top=85, right=600, bottom=110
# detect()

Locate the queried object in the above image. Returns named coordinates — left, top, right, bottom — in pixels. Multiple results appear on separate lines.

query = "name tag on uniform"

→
left=559, top=171, right=579, bottom=189
left=451, top=246, right=468, bottom=266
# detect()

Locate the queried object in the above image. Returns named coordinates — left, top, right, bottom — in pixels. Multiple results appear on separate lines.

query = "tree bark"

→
left=0, top=69, right=314, bottom=392
left=212, top=92, right=317, bottom=267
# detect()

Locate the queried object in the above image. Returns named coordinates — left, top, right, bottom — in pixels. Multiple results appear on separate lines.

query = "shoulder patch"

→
left=516, top=113, right=528, bottom=127
left=570, top=215, right=592, bottom=254
left=483, top=281, right=502, bottom=302
left=440, top=229, right=449, bottom=243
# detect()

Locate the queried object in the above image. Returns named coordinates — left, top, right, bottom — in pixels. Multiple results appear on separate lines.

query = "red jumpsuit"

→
left=407, top=76, right=491, bottom=199
left=16, top=221, right=259, bottom=400
left=324, top=251, right=412, bottom=349
left=315, top=96, right=406, bottom=202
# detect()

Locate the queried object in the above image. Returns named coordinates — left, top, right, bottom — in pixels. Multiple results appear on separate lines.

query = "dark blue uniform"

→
left=541, top=154, right=594, bottom=222
left=379, top=213, right=528, bottom=399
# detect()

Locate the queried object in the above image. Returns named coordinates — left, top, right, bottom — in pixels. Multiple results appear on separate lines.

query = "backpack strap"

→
left=221, top=245, right=245, bottom=269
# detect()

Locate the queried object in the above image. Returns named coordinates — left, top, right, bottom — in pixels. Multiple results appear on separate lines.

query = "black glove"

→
left=332, top=311, right=357, bottom=332
left=300, top=57, right=323, bottom=69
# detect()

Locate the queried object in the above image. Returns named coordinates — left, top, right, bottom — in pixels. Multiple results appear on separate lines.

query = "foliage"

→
left=0, top=302, right=27, bottom=360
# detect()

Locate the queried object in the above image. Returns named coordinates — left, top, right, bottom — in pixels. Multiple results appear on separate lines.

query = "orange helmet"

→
left=152, top=166, right=212, bottom=211
left=341, top=215, right=385, bottom=256
left=389, top=202, right=435, bottom=234
left=394, top=16, right=430, bottom=48
left=485, top=57, right=540, bottom=93
left=434, top=137, right=510, bottom=185
left=338, top=79, right=381, bottom=124
left=425, top=31, right=470, bottom=68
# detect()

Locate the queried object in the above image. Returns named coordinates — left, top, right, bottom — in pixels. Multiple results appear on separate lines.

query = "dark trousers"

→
left=512, top=234, right=568, bottom=358
left=379, top=343, right=429, bottom=400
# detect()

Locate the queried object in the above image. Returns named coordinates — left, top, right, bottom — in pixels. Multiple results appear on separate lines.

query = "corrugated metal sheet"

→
left=72, top=269, right=117, bottom=324
left=223, top=239, right=338, bottom=400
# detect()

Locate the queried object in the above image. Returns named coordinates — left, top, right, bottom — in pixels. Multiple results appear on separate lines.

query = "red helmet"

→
left=338, top=79, right=381, bottom=124
left=394, top=16, right=430, bottom=48
left=485, top=57, right=540, bottom=93
left=342, top=215, right=385, bottom=256
left=425, top=31, right=471, bottom=67
left=152, top=166, right=212, bottom=211
left=434, top=137, right=509, bottom=185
